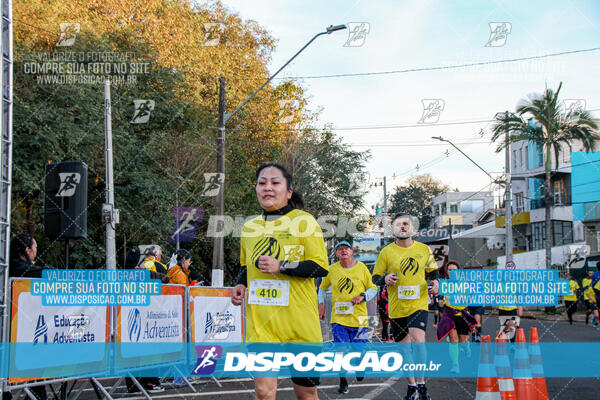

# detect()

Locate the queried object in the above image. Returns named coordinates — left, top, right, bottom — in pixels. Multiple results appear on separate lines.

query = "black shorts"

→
left=585, top=300, right=598, bottom=311
left=468, top=306, right=485, bottom=316
left=429, top=303, right=439, bottom=311
left=291, top=377, right=320, bottom=387
left=453, top=315, right=470, bottom=335
left=498, top=309, right=517, bottom=317
left=390, top=310, right=428, bottom=341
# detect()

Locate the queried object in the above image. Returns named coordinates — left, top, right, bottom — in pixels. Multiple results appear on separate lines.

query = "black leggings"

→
left=565, top=300, right=577, bottom=324
left=381, top=320, right=390, bottom=340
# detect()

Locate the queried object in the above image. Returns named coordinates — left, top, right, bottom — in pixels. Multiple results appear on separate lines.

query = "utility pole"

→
left=383, top=176, right=387, bottom=215
left=505, top=131, right=513, bottom=263
left=210, top=25, right=347, bottom=287
left=103, top=80, right=118, bottom=270
left=211, top=77, right=226, bottom=287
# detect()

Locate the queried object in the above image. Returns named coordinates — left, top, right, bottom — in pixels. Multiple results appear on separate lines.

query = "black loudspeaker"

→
left=44, top=161, right=88, bottom=240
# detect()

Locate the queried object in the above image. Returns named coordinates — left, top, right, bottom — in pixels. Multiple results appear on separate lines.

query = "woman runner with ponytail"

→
left=231, top=162, right=328, bottom=400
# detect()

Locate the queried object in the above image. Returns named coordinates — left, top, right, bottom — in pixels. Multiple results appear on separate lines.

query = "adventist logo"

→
left=56, top=173, right=81, bottom=197
left=127, top=308, right=142, bottom=342
left=34, top=315, right=48, bottom=344
left=205, top=311, right=235, bottom=340
left=192, top=345, right=222, bottom=375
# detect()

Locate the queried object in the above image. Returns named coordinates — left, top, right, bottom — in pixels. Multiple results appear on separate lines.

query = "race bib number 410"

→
left=248, top=279, right=290, bottom=306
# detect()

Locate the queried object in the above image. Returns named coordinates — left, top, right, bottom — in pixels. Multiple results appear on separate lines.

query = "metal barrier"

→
left=2, top=280, right=246, bottom=399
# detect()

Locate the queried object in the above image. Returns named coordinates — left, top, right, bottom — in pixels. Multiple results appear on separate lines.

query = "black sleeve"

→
left=372, top=274, right=385, bottom=286
left=236, top=265, right=247, bottom=286
left=427, top=269, right=439, bottom=280
left=280, top=260, right=328, bottom=278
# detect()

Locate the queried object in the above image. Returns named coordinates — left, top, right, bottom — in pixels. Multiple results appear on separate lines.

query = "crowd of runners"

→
left=228, top=162, right=599, bottom=400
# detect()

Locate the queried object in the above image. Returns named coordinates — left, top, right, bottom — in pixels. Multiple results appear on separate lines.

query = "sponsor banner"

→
left=9, top=279, right=109, bottom=381
left=115, top=284, right=185, bottom=370
left=189, top=287, right=243, bottom=343
left=1, top=342, right=600, bottom=377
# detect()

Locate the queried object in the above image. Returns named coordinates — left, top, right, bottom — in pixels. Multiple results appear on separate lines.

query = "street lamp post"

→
left=211, top=24, right=347, bottom=286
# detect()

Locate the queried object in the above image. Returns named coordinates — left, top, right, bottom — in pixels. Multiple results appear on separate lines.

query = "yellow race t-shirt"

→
left=240, top=208, right=328, bottom=343
left=583, top=278, right=596, bottom=303
left=373, top=241, right=438, bottom=318
left=564, top=279, right=580, bottom=301
left=320, top=261, right=377, bottom=328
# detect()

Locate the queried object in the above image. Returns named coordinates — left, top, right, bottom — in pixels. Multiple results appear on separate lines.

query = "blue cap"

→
left=335, top=241, right=352, bottom=250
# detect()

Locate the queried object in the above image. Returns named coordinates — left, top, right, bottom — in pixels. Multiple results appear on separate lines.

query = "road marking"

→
left=360, top=377, right=401, bottom=399
left=126, top=383, right=387, bottom=399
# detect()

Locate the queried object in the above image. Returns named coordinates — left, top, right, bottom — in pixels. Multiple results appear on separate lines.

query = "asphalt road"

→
left=31, top=313, right=597, bottom=400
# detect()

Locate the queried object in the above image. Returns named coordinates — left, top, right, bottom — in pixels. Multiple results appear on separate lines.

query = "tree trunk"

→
left=545, top=146, right=552, bottom=269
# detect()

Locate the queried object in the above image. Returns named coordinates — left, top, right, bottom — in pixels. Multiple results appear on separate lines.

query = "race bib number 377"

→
left=248, top=279, right=290, bottom=306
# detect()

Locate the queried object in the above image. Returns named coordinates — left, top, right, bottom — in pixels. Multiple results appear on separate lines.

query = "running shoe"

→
left=450, top=364, right=460, bottom=374
left=432, top=323, right=437, bottom=327
left=403, top=386, right=418, bottom=400
left=417, top=384, right=431, bottom=400
left=337, top=380, right=349, bottom=394
left=145, top=384, right=165, bottom=393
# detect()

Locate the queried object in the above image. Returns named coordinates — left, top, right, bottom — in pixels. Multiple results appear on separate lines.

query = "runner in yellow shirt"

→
left=318, top=241, right=377, bottom=394
left=372, top=214, right=439, bottom=400
left=564, top=272, right=580, bottom=325
left=231, top=162, right=328, bottom=400
left=582, top=270, right=599, bottom=326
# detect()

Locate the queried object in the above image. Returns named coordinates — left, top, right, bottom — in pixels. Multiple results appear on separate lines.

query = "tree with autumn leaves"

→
left=12, top=0, right=369, bottom=283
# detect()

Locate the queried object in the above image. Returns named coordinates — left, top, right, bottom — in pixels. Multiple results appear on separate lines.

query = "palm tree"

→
left=491, top=82, right=598, bottom=269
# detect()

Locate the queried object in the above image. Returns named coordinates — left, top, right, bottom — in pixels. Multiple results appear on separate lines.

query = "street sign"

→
left=505, top=261, right=516, bottom=270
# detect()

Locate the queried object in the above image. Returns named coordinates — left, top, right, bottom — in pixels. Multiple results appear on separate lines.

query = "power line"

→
left=273, top=47, right=600, bottom=80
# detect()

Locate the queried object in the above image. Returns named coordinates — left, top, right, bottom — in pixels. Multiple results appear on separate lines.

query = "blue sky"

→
left=220, top=0, right=600, bottom=209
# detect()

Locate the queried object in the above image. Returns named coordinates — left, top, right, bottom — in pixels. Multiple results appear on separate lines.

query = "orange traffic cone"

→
left=495, top=332, right=517, bottom=400
left=514, top=328, right=535, bottom=400
left=476, top=335, right=501, bottom=400
left=529, top=328, right=549, bottom=400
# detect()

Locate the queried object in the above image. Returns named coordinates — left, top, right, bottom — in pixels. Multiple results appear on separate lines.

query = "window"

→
left=537, top=145, right=544, bottom=167
left=460, top=199, right=484, bottom=213
left=524, top=146, right=528, bottom=168
left=515, top=193, right=524, bottom=212
left=450, top=203, right=458, bottom=213
left=513, top=150, right=517, bottom=169
left=531, top=221, right=573, bottom=250
left=531, top=222, right=545, bottom=250
left=441, top=203, right=447, bottom=215
left=519, top=149, right=523, bottom=167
